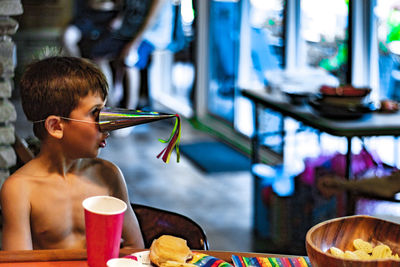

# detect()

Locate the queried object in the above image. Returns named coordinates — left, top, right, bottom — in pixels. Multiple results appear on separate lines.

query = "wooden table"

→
left=242, top=88, right=400, bottom=179
left=241, top=88, right=400, bottom=215
left=0, top=248, right=291, bottom=266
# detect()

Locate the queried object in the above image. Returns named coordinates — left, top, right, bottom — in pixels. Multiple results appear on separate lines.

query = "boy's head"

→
left=19, top=56, right=109, bottom=140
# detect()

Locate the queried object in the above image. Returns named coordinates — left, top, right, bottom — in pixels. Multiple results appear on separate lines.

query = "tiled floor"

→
left=13, top=99, right=254, bottom=252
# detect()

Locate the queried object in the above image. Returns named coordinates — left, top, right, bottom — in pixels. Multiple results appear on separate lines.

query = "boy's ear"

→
left=45, top=116, right=64, bottom=139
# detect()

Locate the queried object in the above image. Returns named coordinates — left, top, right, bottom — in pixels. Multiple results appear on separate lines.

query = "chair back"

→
left=13, top=134, right=35, bottom=166
left=132, top=203, right=209, bottom=250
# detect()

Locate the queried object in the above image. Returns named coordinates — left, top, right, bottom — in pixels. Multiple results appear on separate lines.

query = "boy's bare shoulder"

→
left=3, top=162, right=38, bottom=184
left=0, top=166, right=33, bottom=199
left=1, top=172, right=25, bottom=189
left=79, top=158, right=125, bottom=192
left=79, top=158, right=124, bottom=184
left=81, top=158, right=121, bottom=174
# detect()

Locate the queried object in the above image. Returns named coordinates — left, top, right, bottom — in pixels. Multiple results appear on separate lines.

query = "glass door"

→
left=148, top=0, right=196, bottom=117
left=235, top=0, right=285, bottom=148
left=375, top=0, right=400, bottom=100
left=207, top=0, right=241, bottom=123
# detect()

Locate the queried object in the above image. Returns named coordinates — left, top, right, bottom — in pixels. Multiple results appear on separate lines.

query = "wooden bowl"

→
left=306, top=215, right=400, bottom=267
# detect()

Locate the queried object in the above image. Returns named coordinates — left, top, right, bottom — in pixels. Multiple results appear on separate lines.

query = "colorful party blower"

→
left=98, top=107, right=181, bottom=163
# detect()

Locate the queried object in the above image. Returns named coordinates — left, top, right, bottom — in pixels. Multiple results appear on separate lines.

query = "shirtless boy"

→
left=0, top=56, right=144, bottom=250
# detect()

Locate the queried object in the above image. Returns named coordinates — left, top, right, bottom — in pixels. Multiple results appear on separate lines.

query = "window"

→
left=300, top=0, right=349, bottom=84
left=233, top=0, right=285, bottom=140
left=240, top=0, right=286, bottom=147
left=375, top=0, right=400, bottom=100
left=196, top=0, right=400, bottom=168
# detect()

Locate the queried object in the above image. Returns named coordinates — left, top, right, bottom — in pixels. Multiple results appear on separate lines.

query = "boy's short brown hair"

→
left=19, top=56, right=109, bottom=140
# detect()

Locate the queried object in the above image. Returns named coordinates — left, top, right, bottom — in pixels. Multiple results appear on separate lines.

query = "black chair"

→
left=0, top=203, right=209, bottom=251
left=132, top=203, right=209, bottom=250
left=11, top=134, right=35, bottom=169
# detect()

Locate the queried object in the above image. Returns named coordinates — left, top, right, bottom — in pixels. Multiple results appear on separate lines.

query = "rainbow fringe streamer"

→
left=231, top=255, right=312, bottom=267
left=157, top=114, right=181, bottom=163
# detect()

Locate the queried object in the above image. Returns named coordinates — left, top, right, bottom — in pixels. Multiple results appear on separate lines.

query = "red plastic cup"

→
left=83, top=196, right=127, bottom=267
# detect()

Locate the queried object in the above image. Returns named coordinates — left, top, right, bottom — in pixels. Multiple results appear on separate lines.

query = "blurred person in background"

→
left=62, top=0, right=165, bottom=110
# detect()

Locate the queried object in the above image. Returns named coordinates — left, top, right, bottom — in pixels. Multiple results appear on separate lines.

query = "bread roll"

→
left=149, top=235, right=193, bottom=267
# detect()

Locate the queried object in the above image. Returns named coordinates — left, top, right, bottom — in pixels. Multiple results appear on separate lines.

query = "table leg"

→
left=395, top=136, right=399, bottom=168
left=251, top=103, right=260, bottom=164
left=345, top=137, right=352, bottom=180
left=279, top=115, right=285, bottom=156
left=345, top=137, right=356, bottom=215
left=251, top=103, right=260, bottom=231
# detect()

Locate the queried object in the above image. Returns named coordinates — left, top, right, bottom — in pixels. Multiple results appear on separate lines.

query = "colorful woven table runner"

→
left=190, top=253, right=233, bottom=267
left=231, top=255, right=312, bottom=267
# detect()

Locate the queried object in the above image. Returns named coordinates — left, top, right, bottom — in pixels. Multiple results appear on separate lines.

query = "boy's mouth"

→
left=99, top=132, right=110, bottom=148
left=99, top=139, right=106, bottom=148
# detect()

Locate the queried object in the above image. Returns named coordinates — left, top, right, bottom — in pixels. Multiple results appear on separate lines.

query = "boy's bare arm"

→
left=121, top=201, right=145, bottom=248
left=0, top=176, right=33, bottom=250
left=100, top=160, right=145, bottom=248
left=115, top=168, right=145, bottom=248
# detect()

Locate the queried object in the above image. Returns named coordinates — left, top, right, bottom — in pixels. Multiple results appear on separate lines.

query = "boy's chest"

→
left=29, top=177, right=110, bottom=248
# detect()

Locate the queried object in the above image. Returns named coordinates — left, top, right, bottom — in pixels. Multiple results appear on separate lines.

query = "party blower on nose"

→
left=98, top=107, right=181, bottom=163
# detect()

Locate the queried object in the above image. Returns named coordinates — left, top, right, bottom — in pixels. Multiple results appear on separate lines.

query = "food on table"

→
left=379, top=99, right=399, bottom=113
left=319, top=85, right=371, bottom=97
left=328, top=238, right=400, bottom=260
left=343, top=250, right=358, bottom=259
left=353, top=238, right=373, bottom=253
left=329, top=247, right=344, bottom=258
left=315, top=85, right=372, bottom=116
left=353, top=249, right=370, bottom=260
left=372, top=244, right=392, bottom=259
left=156, top=262, right=197, bottom=267
left=149, top=235, right=195, bottom=267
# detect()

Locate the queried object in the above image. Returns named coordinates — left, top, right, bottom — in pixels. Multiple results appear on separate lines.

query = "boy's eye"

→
left=91, top=108, right=101, bottom=120
left=92, top=108, right=101, bottom=115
